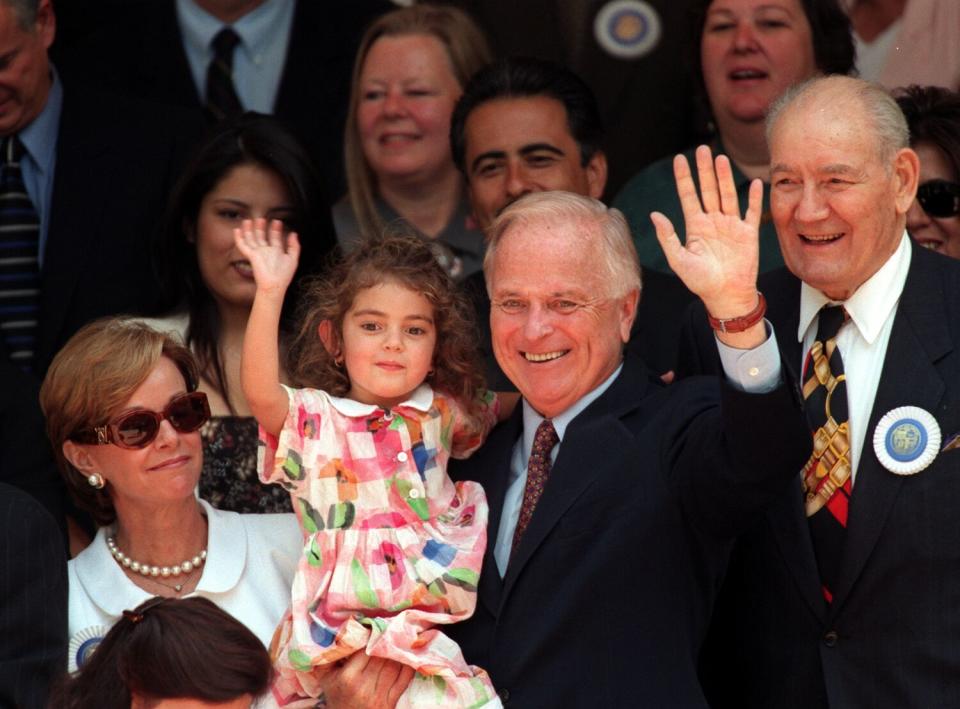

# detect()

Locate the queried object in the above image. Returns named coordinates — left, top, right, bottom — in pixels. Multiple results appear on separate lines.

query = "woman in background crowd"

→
left=150, top=113, right=336, bottom=513
left=898, top=85, right=960, bottom=259
left=334, top=4, right=492, bottom=281
left=39, top=320, right=300, bottom=671
left=615, top=0, right=854, bottom=274
left=48, top=596, right=271, bottom=709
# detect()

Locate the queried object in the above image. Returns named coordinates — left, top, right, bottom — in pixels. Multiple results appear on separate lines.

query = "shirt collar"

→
left=327, top=384, right=435, bottom=417
left=18, top=66, right=61, bottom=175
left=520, top=362, right=623, bottom=457
left=176, top=0, right=289, bottom=61
left=798, top=231, right=912, bottom=344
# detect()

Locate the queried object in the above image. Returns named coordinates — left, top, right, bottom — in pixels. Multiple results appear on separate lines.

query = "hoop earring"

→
left=334, top=357, right=344, bottom=368
left=87, top=473, right=105, bottom=489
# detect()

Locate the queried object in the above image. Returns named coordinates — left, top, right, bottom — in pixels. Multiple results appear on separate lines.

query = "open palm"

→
left=651, top=145, right=762, bottom=311
left=233, top=217, right=300, bottom=295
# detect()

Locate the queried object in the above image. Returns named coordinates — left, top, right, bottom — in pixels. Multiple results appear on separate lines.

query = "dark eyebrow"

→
left=470, top=150, right=507, bottom=174
left=469, top=143, right=567, bottom=174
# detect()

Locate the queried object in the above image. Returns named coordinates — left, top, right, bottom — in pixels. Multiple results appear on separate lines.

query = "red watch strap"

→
left=706, top=292, right=767, bottom=333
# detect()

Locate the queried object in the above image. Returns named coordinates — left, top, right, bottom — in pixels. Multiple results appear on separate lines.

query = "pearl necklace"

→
left=107, top=535, right=207, bottom=593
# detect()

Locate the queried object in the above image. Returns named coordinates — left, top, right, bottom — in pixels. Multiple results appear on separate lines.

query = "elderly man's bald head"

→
left=767, top=75, right=910, bottom=168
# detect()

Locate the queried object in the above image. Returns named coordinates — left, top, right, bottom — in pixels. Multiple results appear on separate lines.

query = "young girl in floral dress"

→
left=236, top=219, right=507, bottom=708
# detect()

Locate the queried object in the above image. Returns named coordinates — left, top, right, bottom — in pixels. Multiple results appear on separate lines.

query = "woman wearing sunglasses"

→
left=898, top=85, right=960, bottom=259
left=39, top=319, right=302, bottom=671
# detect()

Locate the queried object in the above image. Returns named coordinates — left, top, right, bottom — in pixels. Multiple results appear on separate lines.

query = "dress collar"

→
left=326, top=384, right=435, bottom=417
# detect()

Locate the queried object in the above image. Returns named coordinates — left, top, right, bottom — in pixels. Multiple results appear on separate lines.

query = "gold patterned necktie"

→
left=512, top=419, right=559, bottom=555
left=801, top=305, right=851, bottom=602
left=205, top=27, right=243, bottom=123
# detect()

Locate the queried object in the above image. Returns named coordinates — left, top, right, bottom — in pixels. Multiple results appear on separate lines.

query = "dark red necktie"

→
left=512, top=419, right=559, bottom=554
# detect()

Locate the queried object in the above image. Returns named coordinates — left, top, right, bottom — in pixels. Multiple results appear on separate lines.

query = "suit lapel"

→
left=500, top=359, right=650, bottom=604
left=830, top=248, right=950, bottom=614
left=761, top=272, right=828, bottom=618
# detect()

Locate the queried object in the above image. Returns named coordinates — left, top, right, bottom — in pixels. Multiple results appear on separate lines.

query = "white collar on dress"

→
left=72, top=499, right=248, bottom=617
left=326, top=383, right=435, bottom=417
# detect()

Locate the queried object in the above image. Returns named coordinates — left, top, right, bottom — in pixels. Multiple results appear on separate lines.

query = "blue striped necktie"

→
left=0, top=135, right=40, bottom=370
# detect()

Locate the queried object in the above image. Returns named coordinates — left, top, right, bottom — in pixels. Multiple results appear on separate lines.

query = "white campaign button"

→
left=397, top=451, right=408, bottom=463
left=594, top=0, right=662, bottom=60
left=409, top=488, right=420, bottom=499
left=873, top=405, right=941, bottom=476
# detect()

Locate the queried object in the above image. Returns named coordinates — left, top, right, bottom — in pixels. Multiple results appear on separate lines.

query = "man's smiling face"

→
left=488, top=214, right=635, bottom=418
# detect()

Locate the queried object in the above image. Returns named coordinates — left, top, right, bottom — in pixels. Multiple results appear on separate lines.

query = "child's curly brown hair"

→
left=286, top=231, right=488, bottom=422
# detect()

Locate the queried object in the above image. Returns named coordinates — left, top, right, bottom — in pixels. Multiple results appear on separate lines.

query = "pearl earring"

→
left=87, top=473, right=105, bottom=489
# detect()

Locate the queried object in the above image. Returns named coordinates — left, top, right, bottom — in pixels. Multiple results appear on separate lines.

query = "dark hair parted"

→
left=154, top=112, right=336, bottom=413
left=450, top=56, right=604, bottom=175
left=39, top=319, right=200, bottom=527
left=287, top=232, right=486, bottom=422
left=47, top=596, right=271, bottom=709
left=896, top=85, right=960, bottom=180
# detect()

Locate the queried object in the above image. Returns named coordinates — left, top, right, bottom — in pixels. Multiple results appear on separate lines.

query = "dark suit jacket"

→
left=681, top=244, right=960, bottom=708
left=464, top=267, right=695, bottom=390
left=448, top=353, right=809, bottom=707
left=35, top=82, right=200, bottom=375
left=56, top=0, right=391, bottom=197
left=0, top=483, right=67, bottom=709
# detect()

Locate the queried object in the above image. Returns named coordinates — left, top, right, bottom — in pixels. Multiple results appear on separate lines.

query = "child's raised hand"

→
left=234, top=217, right=300, bottom=295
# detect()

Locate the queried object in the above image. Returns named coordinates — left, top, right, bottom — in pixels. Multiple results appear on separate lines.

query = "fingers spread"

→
left=714, top=154, right=740, bottom=217
left=673, top=153, right=703, bottom=225
left=695, top=145, right=721, bottom=214
left=744, top=178, right=764, bottom=230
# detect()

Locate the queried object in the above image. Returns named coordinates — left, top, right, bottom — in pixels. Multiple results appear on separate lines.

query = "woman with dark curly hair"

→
left=48, top=596, right=271, bottom=709
left=235, top=224, right=515, bottom=706
left=897, top=85, right=960, bottom=259
left=147, top=112, right=337, bottom=514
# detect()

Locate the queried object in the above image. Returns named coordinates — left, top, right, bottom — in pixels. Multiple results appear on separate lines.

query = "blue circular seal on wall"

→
left=594, top=0, right=662, bottom=60
left=873, top=406, right=940, bottom=475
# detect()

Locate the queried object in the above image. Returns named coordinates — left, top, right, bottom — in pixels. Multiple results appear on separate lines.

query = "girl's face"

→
left=338, top=281, right=437, bottom=409
left=906, top=141, right=960, bottom=259
left=194, top=163, right=295, bottom=311
left=357, top=33, right=462, bottom=185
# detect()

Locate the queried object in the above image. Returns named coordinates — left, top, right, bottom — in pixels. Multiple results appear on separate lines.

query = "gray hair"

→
left=484, top=191, right=642, bottom=299
left=2, top=0, right=38, bottom=29
left=767, top=75, right=909, bottom=167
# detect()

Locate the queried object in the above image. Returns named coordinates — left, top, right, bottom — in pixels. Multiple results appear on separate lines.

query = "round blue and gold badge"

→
left=68, top=625, right=108, bottom=673
left=873, top=406, right=940, bottom=476
left=594, top=0, right=662, bottom=60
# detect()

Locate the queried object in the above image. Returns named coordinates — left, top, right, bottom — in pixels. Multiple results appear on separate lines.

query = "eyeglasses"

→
left=71, top=392, right=211, bottom=449
left=916, top=179, right=960, bottom=218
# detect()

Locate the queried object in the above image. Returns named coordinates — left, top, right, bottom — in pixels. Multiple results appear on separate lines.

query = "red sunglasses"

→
left=71, top=392, right=211, bottom=449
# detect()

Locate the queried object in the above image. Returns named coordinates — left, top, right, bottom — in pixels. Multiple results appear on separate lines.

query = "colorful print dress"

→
left=260, top=384, right=500, bottom=708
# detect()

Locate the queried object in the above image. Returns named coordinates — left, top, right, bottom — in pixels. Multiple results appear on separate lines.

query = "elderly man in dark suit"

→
left=441, top=181, right=810, bottom=706
left=0, top=0, right=198, bottom=376
left=677, top=75, right=960, bottom=708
